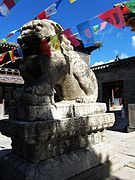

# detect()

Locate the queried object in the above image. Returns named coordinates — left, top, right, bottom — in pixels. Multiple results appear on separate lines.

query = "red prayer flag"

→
left=3, top=0, right=15, bottom=9
left=100, top=21, right=107, bottom=31
left=6, top=33, right=14, bottom=39
left=98, top=6, right=126, bottom=28
left=40, top=40, right=51, bottom=57
left=0, top=52, right=7, bottom=62
left=63, top=28, right=80, bottom=47
left=37, top=10, right=50, bottom=20
left=122, top=5, right=129, bottom=14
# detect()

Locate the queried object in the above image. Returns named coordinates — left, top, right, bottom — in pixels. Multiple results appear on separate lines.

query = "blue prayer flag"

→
left=0, top=3, right=9, bottom=17
left=46, top=3, right=57, bottom=17
left=15, top=48, right=23, bottom=58
left=55, top=0, right=62, bottom=9
left=77, top=21, right=94, bottom=48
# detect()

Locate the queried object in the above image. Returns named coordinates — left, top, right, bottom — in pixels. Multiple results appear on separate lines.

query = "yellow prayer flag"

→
left=9, top=50, right=12, bottom=59
left=50, top=35, right=60, bottom=50
left=69, top=0, right=76, bottom=3
left=9, top=50, right=16, bottom=63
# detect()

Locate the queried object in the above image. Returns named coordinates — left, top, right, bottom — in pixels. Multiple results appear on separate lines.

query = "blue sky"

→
left=0, top=0, right=134, bottom=66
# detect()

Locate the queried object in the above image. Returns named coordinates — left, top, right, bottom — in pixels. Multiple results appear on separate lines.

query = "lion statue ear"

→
left=50, top=22, right=63, bottom=35
left=56, top=23, right=63, bottom=31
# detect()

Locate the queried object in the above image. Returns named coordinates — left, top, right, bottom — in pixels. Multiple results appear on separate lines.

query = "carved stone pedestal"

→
left=128, top=104, right=135, bottom=132
left=0, top=102, right=115, bottom=180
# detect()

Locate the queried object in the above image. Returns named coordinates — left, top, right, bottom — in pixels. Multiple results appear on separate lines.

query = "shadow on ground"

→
left=107, top=111, right=128, bottom=133
left=0, top=115, right=122, bottom=180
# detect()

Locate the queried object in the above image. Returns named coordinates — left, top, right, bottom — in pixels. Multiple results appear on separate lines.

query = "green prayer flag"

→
left=50, top=35, right=60, bottom=50
left=14, top=0, right=20, bottom=4
left=93, top=25, right=99, bottom=35
left=124, top=0, right=135, bottom=13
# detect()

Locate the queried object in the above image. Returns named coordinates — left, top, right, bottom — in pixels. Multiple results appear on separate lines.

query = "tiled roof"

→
left=0, top=68, right=24, bottom=84
left=91, top=56, right=135, bottom=71
left=0, top=42, right=19, bottom=54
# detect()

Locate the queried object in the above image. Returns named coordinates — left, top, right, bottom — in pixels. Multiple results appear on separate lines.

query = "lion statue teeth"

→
left=15, top=19, right=98, bottom=108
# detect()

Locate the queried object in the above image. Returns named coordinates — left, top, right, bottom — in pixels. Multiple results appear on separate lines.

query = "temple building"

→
left=0, top=42, right=24, bottom=115
left=91, top=56, right=135, bottom=118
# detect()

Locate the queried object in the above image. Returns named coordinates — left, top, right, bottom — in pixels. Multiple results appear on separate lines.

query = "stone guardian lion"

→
left=16, top=19, right=98, bottom=107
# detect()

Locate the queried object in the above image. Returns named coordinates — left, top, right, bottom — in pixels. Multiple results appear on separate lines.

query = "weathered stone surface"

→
left=128, top=104, right=135, bottom=132
left=0, top=141, right=115, bottom=180
left=128, top=126, right=135, bottom=132
left=10, top=101, right=106, bottom=121
left=0, top=74, right=24, bottom=84
left=0, top=100, right=4, bottom=119
left=0, top=113, right=114, bottom=139
left=9, top=19, right=99, bottom=121
left=72, top=102, right=106, bottom=117
left=0, top=112, right=114, bottom=163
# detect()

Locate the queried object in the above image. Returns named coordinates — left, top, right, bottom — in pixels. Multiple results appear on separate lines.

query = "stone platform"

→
left=0, top=102, right=115, bottom=180
left=128, top=104, right=135, bottom=132
left=2, top=131, right=135, bottom=180
left=0, top=141, right=115, bottom=180
left=10, top=101, right=107, bottom=121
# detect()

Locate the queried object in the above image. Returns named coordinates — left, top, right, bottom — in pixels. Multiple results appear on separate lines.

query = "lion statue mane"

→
left=14, top=19, right=98, bottom=110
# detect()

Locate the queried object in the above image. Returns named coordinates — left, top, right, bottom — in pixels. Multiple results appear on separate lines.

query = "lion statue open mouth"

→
left=9, top=19, right=98, bottom=120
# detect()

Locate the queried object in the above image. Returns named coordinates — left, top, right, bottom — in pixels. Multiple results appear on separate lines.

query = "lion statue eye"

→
left=21, top=26, right=27, bottom=31
left=36, top=26, right=42, bottom=32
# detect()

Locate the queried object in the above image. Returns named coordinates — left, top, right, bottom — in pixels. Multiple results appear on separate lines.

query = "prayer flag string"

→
left=0, top=0, right=133, bottom=54
left=0, top=47, right=23, bottom=67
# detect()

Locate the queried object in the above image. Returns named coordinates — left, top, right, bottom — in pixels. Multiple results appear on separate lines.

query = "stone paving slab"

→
left=108, top=166, right=135, bottom=180
left=0, top=133, right=11, bottom=151
left=106, top=130, right=135, bottom=180
left=106, top=130, right=135, bottom=158
left=0, top=133, right=11, bottom=159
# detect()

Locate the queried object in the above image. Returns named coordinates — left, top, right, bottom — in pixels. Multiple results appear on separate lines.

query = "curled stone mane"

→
left=9, top=19, right=98, bottom=120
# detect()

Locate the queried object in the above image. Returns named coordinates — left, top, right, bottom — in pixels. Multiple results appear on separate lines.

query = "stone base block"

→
left=0, top=142, right=116, bottom=180
left=0, top=103, right=115, bottom=179
left=0, top=113, right=115, bottom=163
left=128, top=126, right=135, bottom=132
left=128, top=104, right=135, bottom=132
left=11, top=101, right=107, bottom=121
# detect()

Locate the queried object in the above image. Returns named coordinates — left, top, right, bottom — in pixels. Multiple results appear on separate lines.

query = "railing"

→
left=0, top=68, right=20, bottom=76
